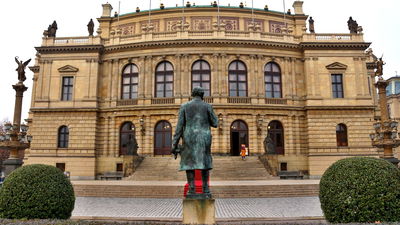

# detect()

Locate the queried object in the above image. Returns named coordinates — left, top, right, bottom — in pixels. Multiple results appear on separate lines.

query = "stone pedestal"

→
left=183, top=198, right=215, bottom=225
left=3, top=158, right=23, bottom=176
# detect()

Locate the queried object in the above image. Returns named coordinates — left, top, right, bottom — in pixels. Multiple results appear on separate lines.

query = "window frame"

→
left=228, top=60, right=248, bottom=97
left=191, top=60, right=211, bottom=97
left=336, top=124, right=348, bottom=147
left=58, top=126, right=69, bottom=148
left=264, top=62, right=282, bottom=98
left=121, top=64, right=139, bottom=100
left=61, top=76, right=74, bottom=101
left=331, top=74, right=344, bottom=98
left=155, top=61, right=174, bottom=98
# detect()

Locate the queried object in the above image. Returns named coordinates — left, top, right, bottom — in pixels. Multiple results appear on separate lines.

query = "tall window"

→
left=122, top=64, right=139, bottom=99
left=61, top=77, right=73, bottom=101
left=58, top=126, right=69, bottom=148
left=228, top=60, right=247, bottom=97
left=192, top=60, right=211, bottom=96
left=155, top=61, right=174, bottom=98
left=120, top=122, right=135, bottom=156
left=336, top=124, right=348, bottom=147
left=331, top=74, right=344, bottom=98
left=264, top=62, right=282, bottom=98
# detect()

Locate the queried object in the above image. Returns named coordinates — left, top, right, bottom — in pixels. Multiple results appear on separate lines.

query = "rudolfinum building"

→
left=26, top=1, right=379, bottom=179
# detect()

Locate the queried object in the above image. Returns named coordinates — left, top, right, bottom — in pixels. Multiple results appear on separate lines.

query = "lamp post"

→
left=0, top=57, right=32, bottom=176
left=369, top=58, right=400, bottom=165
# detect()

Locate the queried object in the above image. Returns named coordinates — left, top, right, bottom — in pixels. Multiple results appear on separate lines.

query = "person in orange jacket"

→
left=240, top=144, right=247, bottom=160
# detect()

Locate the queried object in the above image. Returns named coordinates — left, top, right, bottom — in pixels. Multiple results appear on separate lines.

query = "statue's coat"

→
left=172, top=97, right=218, bottom=171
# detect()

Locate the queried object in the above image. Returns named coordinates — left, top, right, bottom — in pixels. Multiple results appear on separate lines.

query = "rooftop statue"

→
left=172, top=87, right=218, bottom=198
left=375, top=57, right=386, bottom=78
left=308, top=16, right=315, bottom=33
left=347, top=17, right=358, bottom=34
left=47, top=20, right=58, bottom=37
left=87, top=19, right=94, bottom=36
left=14, top=57, right=31, bottom=83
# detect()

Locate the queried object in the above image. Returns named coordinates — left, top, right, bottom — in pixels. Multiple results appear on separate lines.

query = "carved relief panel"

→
left=165, top=17, right=186, bottom=31
left=191, top=17, right=212, bottom=31
left=244, top=18, right=264, bottom=31
left=220, top=17, right=239, bottom=31
left=139, top=20, right=160, bottom=32
left=269, top=21, right=286, bottom=33
left=119, top=23, right=136, bottom=36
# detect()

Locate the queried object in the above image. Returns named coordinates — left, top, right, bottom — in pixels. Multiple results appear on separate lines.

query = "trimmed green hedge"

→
left=319, top=157, right=400, bottom=223
left=0, top=164, right=75, bottom=219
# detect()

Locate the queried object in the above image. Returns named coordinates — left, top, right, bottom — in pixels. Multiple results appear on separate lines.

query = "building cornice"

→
left=35, top=45, right=104, bottom=54
left=104, top=39, right=300, bottom=53
left=300, top=42, right=371, bottom=50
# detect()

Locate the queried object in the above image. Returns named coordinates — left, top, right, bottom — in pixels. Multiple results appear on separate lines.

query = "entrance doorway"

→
left=268, top=120, right=284, bottom=155
left=230, top=120, right=248, bottom=156
left=154, top=120, right=172, bottom=155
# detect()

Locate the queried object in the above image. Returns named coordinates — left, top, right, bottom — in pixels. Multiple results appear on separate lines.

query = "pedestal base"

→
left=183, top=198, right=215, bottom=225
left=3, top=158, right=23, bottom=176
left=384, top=157, right=400, bottom=166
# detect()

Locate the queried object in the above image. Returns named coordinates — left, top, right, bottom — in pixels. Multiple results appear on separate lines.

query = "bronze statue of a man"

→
left=15, top=57, right=31, bottom=83
left=172, top=87, right=218, bottom=198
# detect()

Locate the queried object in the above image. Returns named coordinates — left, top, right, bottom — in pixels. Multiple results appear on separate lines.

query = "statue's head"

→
left=192, top=86, right=205, bottom=99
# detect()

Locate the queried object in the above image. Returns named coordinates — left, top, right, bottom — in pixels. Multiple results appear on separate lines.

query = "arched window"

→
left=120, top=122, right=135, bottom=156
left=336, top=124, right=348, bottom=147
left=192, top=60, right=211, bottom=96
left=155, top=61, right=174, bottom=98
left=121, top=64, right=139, bottom=99
left=268, top=121, right=284, bottom=154
left=228, top=60, right=247, bottom=97
left=58, top=126, right=69, bottom=148
left=154, top=121, right=172, bottom=155
left=264, top=62, right=282, bottom=98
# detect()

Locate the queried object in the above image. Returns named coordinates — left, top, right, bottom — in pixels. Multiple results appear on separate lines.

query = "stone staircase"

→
left=126, top=156, right=273, bottom=181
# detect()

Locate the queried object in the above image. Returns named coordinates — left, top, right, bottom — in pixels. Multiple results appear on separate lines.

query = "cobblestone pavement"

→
left=72, top=197, right=323, bottom=219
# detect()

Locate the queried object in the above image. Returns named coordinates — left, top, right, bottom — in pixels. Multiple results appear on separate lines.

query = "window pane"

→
left=229, top=62, right=236, bottom=70
left=165, top=91, right=173, bottom=97
left=273, top=75, right=281, bottom=83
left=165, top=75, right=173, bottom=82
left=131, top=65, right=138, bottom=73
left=131, top=76, right=138, bottom=84
left=193, top=62, right=201, bottom=70
left=265, top=63, right=271, bottom=72
left=274, top=91, right=281, bottom=98
left=123, top=86, right=130, bottom=93
left=202, top=83, right=210, bottom=90
left=164, top=133, right=172, bottom=147
left=266, top=84, right=272, bottom=91
left=155, top=134, right=162, bottom=148
left=238, top=90, right=246, bottom=97
left=273, top=84, right=280, bottom=92
left=156, top=64, right=164, bottom=72
left=202, top=74, right=210, bottom=81
left=237, top=62, right=245, bottom=70
left=337, top=85, right=342, bottom=92
left=165, top=62, right=173, bottom=71
left=131, top=85, right=138, bottom=92
left=272, top=64, right=280, bottom=73
left=266, top=91, right=272, bottom=98
left=123, top=93, right=129, bottom=99
left=202, top=62, right=210, bottom=70
left=204, top=90, right=210, bottom=96
left=165, top=83, right=173, bottom=91
left=229, top=74, right=237, bottom=81
left=131, top=92, right=138, bottom=98
left=230, top=90, right=237, bottom=96
left=156, top=75, right=164, bottom=82
left=238, top=75, right=246, bottom=81
left=193, top=74, right=201, bottom=81
left=123, top=66, right=131, bottom=74
left=229, top=83, right=237, bottom=90
left=265, top=75, right=272, bottom=82
left=156, top=91, right=164, bottom=98
left=157, top=84, right=164, bottom=91
left=123, top=77, right=130, bottom=84
left=238, top=83, right=246, bottom=91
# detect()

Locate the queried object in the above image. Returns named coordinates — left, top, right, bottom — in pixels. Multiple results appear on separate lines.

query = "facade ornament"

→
left=47, top=21, right=58, bottom=37
left=308, top=16, right=315, bottom=33
left=375, top=57, right=386, bottom=79
left=87, top=19, right=94, bottom=36
left=15, top=57, right=31, bottom=83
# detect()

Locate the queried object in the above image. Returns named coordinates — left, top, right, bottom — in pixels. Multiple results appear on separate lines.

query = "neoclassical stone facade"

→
left=26, top=1, right=379, bottom=179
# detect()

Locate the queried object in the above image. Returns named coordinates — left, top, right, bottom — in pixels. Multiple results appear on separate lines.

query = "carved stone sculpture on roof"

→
left=15, top=57, right=31, bottom=83
left=47, top=20, right=58, bottom=37
left=347, top=17, right=358, bottom=34
left=87, top=19, right=94, bottom=36
left=308, top=16, right=315, bottom=33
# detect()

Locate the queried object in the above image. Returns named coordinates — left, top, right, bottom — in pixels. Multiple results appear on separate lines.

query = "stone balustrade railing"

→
left=41, top=31, right=364, bottom=47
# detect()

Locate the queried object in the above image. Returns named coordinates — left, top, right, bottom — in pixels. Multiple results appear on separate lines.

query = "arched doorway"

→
left=268, top=120, right=284, bottom=155
left=120, top=122, right=135, bottom=156
left=230, top=120, right=249, bottom=156
left=154, top=120, right=172, bottom=155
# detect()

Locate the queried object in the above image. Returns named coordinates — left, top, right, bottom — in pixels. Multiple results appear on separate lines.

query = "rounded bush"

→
left=320, top=157, right=400, bottom=223
left=0, top=164, right=75, bottom=219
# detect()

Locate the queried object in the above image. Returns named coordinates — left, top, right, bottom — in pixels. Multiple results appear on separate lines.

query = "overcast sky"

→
left=0, top=0, right=398, bottom=123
